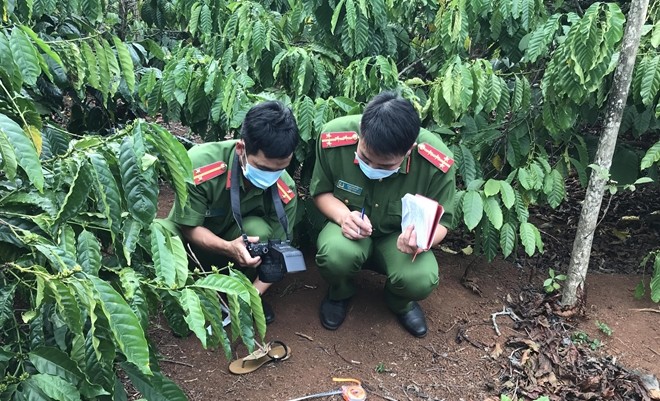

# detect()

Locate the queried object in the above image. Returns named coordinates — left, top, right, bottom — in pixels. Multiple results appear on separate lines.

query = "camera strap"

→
left=230, top=151, right=291, bottom=241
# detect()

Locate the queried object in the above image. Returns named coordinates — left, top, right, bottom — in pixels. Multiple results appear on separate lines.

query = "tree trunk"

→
left=561, top=0, right=650, bottom=307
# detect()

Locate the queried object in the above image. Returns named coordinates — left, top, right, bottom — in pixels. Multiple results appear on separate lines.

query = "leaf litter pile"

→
left=488, top=289, right=659, bottom=401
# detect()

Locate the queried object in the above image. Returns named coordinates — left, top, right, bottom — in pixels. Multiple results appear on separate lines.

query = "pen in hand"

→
left=357, top=207, right=365, bottom=236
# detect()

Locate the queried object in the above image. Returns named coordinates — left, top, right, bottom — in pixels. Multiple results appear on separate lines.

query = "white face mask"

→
left=241, top=154, right=283, bottom=189
left=355, top=152, right=399, bottom=180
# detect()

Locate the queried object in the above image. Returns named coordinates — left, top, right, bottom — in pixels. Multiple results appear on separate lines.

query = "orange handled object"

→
left=333, top=378, right=366, bottom=401
left=341, top=385, right=366, bottom=401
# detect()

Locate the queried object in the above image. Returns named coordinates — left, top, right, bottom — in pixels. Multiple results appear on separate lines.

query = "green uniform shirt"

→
left=309, top=115, right=456, bottom=237
left=167, top=140, right=297, bottom=240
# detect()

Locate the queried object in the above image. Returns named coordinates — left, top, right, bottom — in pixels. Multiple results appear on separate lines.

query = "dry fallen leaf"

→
left=490, top=342, right=503, bottom=359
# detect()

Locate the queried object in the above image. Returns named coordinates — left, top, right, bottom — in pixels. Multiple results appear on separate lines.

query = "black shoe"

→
left=261, top=299, right=275, bottom=325
left=397, top=302, right=427, bottom=338
left=320, top=295, right=350, bottom=330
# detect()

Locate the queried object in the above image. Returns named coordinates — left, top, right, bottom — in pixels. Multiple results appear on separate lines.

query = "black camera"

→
left=246, top=239, right=306, bottom=283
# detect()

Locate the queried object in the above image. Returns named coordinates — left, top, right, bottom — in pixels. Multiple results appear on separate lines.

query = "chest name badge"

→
left=337, top=180, right=363, bottom=195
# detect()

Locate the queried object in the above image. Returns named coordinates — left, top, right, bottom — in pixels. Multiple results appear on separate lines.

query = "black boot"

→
left=396, top=302, right=427, bottom=338
left=261, top=299, right=275, bottom=325
left=319, top=294, right=351, bottom=330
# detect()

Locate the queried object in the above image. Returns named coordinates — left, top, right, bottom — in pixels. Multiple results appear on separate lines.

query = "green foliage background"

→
left=1, top=0, right=659, bottom=399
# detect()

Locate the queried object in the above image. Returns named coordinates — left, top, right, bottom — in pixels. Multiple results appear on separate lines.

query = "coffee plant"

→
left=1, top=0, right=660, bottom=399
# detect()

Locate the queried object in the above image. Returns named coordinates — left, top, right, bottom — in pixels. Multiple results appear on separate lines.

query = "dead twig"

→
left=160, top=359, right=194, bottom=368
left=491, top=306, right=522, bottom=336
left=630, top=308, right=660, bottom=314
left=648, top=346, right=660, bottom=357
left=401, top=385, right=413, bottom=401
left=456, top=326, right=487, bottom=351
left=295, top=332, right=314, bottom=341
left=334, top=344, right=361, bottom=365
left=361, top=382, right=399, bottom=401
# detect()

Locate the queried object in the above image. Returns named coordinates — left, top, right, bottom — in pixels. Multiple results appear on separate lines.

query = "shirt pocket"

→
left=377, top=199, right=403, bottom=234
left=333, top=188, right=366, bottom=212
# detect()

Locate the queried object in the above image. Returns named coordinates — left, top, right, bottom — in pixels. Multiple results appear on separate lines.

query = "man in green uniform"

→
left=162, top=101, right=299, bottom=324
left=310, top=92, right=456, bottom=337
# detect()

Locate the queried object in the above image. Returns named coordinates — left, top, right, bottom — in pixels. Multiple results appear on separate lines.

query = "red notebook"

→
left=401, top=193, right=444, bottom=250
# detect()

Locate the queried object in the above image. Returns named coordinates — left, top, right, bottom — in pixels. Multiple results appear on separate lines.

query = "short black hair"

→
left=241, top=101, right=299, bottom=159
left=360, top=91, right=420, bottom=157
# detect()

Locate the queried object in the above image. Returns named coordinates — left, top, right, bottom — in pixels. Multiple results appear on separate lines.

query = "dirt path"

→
left=150, top=251, right=659, bottom=400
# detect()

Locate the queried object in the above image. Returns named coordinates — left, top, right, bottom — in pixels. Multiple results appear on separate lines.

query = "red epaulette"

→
left=417, top=143, right=454, bottom=173
left=276, top=178, right=295, bottom=204
left=193, top=161, right=227, bottom=184
left=320, top=131, right=359, bottom=148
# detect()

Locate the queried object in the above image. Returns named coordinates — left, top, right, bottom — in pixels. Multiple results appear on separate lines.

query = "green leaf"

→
left=29, top=346, right=86, bottom=388
left=514, top=191, right=529, bottom=222
left=192, top=273, right=252, bottom=299
left=198, top=289, right=231, bottom=358
left=100, top=38, right=121, bottom=96
left=119, top=135, right=158, bottom=226
left=295, top=96, right=315, bottom=142
left=231, top=269, right=266, bottom=340
left=10, top=28, right=41, bottom=86
left=546, top=169, right=566, bottom=208
left=189, top=2, right=201, bottom=36
left=178, top=289, right=207, bottom=348
left=0, top=114, right=44, bottom=192
left=200, top=4, right=213, bottom=36
left=639, top=55, right=660, bottom=106
left=34, top=243, right=78, bottom=272
left=458, top=144, right=477, bottom=185
left=484, top=179, right=501, bottom=197
left=121, top=362, right=187, bottom=401
left=499, top=180, right=515, bottom=209
left=641, top=140, right=660, bottom=170
left=121, top=217, right=142, bottom=266
left=55, top=158, right=93, bottom=223
left=0, top=284, right=16, bottom=328
left=47, top=280, right=83, bottom=335
left=500, top=222, right=516, bottom=258
left=481, top=219, right=498, bottom=262
left=519, top=222, right=536, bottom=256
left=345, top=0, right=357, bottom=30
left=88, top=152, right=122, bottom=241
left=331, top=0, right=346, bottom=34
left=93, top=39, right=110, bottom=103
left=19, top=25, right=63, bottom=67
left=26, top=374, right=82, bottom=401
left=89, top=276, right=151, bottom=375
left=113, top=36, right=135, bottom=94
left=462, top=190, right=484, bottom=231
left=81, top=41, right=100, bottom=90
left=483, top=196, right=503, bottom=229
left=77, top=230, right=101, bottom=276
left=524, top=13, right=560, bottom=63
left=145, top=123, right=193, bottom=214
left=81, top=0, right=101, bottom=21
left=151, top=224, right=177, bottom=288
left=651, top=254, right=660, bottom=303
left=0, top=127, right=18, bottom=180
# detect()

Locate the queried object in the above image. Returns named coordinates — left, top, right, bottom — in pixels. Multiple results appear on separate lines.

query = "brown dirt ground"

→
left=153, top=186, right=660, bottom=401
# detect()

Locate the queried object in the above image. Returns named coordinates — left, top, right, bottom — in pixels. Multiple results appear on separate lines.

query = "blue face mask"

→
left=355, top=152, right=400, bottom=180
left=241, top=155, right=283, bottom=189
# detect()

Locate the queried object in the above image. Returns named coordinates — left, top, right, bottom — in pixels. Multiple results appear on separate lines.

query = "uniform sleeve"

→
left=427, top=165, right=457, bottom=229
left=167, top=181, right=208, bottom=227
left=309, top=134, right=335, bottom=196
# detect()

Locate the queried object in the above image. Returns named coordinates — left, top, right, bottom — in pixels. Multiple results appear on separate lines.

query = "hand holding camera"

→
left=245, top=238, right=307, bottom=283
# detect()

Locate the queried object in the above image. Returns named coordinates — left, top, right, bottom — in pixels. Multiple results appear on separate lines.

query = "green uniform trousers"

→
left=316, top=223, right=439, bottom=314
left=156, top=216, right=274, bottom=276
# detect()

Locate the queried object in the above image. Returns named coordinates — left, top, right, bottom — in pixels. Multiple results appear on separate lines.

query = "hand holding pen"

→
left=342, top=203, right=372, bottom=240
